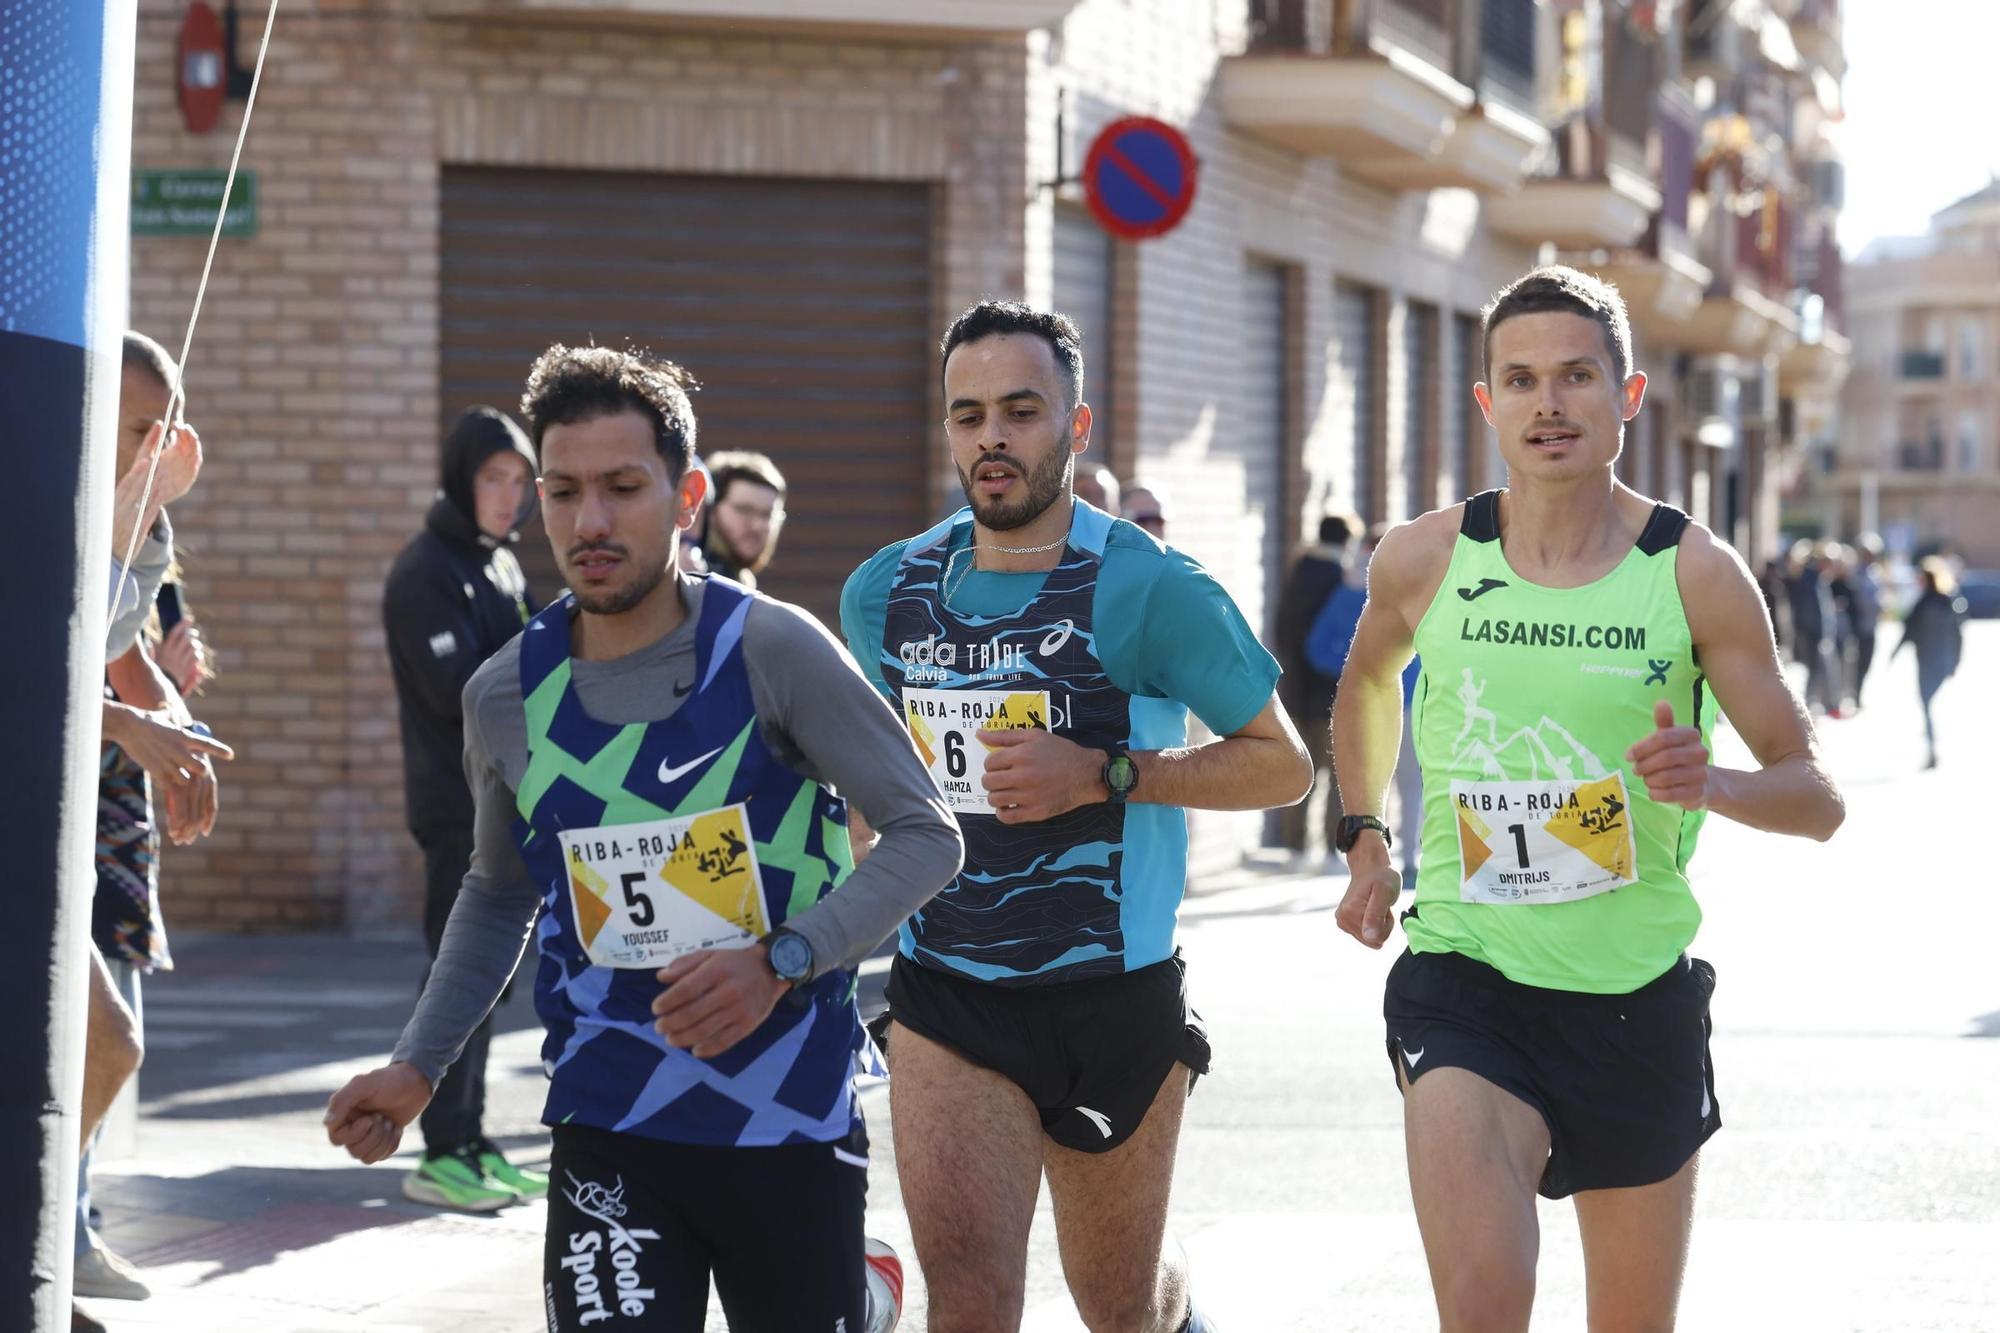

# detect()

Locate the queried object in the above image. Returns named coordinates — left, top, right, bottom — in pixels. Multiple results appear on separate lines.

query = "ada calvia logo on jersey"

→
left=900, top=626, right=1070, bottom=684
left=558, top=1171, right=661, bottom=1324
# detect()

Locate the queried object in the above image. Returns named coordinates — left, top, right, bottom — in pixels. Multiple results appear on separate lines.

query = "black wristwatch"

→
left=1101, top=749, right=1139, bottom=804
left=764, top=928, right=813, bottom=986
left=1335, top=814, right=1392, bottom=854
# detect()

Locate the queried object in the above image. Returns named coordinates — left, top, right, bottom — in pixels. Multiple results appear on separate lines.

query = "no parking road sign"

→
left=1082, top=117, right=1199, bottom=241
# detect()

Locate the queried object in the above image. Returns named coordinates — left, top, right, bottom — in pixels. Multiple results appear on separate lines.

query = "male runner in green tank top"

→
left=1332, top=267, right=1846, bottom=1331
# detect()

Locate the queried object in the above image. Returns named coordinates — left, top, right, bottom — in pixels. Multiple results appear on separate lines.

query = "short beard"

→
left=567, top=552, right=667, bottom=617
left=958, top=440, right=1073, bottom=532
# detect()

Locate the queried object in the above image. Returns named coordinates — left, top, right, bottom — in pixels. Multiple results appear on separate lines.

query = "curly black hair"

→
left=519, top=343, right=698, bottom=480
left=939, top=300, right=1086, bottom=408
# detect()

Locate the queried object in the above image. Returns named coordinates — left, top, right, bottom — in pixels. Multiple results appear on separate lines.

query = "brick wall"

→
left=1042, top=0, right=1535, bottom=875
left=131, top=0, right=1628, bottom=928
left=131, top=2, right=1028, bottom=930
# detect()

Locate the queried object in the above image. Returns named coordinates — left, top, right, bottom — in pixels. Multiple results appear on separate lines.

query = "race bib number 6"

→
left=1451, top=773, right=1639, bottom=905
left=559, top=804, right=768, bottom=969
left=900, top=686, right=1050, bottom=815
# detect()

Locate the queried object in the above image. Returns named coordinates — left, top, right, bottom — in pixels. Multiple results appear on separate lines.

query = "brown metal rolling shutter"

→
left=440, top=167, right=933, bottom=627
left=1334, top=280, right=1380, bottom=523
left=1403, top=300, right=1438, bottom=519
left=1052, top=203, right=1115, bottom=459
left=1242, top=258, right=1289, bottom=632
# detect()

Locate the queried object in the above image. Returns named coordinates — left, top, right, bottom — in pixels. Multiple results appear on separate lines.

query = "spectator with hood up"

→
left=381, top=406, right=546, bottom=1212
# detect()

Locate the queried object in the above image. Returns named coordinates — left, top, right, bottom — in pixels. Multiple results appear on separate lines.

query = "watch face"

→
left=770, top=933, right=811, bottom=979
left=1107, top=755, right=1136, bottom=791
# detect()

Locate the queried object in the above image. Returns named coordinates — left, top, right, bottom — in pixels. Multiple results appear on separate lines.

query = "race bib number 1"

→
left=559, top=804, right=768, bottom=969
left=1451, top=773, right=1639, bottom=905
left=900, top=686, right=1051, bottom=815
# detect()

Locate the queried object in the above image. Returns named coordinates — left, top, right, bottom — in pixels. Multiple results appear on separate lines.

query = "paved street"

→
left=81, top=624, right=2000, bottom=1331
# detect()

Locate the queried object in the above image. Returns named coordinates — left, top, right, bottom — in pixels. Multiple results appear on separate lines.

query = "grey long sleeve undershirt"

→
left=390, top=577, right=962, bottom=1085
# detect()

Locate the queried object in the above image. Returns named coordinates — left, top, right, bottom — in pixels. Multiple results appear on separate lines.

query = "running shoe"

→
left=475, top=1139, right=549, bottom=1201
left=863, top=1236, right=904, bottom=1333
left=72, top=1244, right=150, bottom=1301
left=402, top=1146, right=516, bottom=1212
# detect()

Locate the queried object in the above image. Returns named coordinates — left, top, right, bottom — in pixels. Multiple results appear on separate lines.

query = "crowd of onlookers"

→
left=1263, top=512, right=1981, bottom=876
left=1758, top=537, right=1973, bottom=766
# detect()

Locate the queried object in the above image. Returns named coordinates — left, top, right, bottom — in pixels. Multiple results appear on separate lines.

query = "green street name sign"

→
left=131, top=169, right=257, bottom=238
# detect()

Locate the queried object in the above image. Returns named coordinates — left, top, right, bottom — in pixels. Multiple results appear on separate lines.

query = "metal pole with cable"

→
left=0, top=2, right=139, bottom=1328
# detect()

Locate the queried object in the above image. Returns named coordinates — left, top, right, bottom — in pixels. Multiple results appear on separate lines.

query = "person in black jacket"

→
left=1269, top=511, right=1358, bottom=862
left=382, top=405, right=543, bottom=1211
left=1893, top=557, right=1969, bottom=770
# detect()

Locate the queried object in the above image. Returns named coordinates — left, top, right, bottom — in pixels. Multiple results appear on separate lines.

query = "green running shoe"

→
left=476, top=1140, right=549, bottom=1201
left=402, top=1147, right=516, bottom=1213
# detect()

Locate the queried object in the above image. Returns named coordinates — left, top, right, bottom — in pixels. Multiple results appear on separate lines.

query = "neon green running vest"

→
left=1405, top=491, right=1713, bottom=993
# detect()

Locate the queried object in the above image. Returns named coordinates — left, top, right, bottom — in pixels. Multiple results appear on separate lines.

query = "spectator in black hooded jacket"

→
left=381, top=406, right=545, bottom=1211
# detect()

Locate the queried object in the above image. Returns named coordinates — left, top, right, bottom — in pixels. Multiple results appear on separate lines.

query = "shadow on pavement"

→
left=136, top=932, right=541, bottom=1106
left=108, top=1163, right=529, bottom=1286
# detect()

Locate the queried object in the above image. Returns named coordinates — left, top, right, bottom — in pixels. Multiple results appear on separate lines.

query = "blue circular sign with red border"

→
left=1082, top=116, right=1199, bottom=241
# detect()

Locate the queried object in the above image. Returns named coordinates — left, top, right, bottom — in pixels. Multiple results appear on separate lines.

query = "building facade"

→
left=130, top=0, right=1845, bottom=929
left=1823, top=183, right=2000, bottom=566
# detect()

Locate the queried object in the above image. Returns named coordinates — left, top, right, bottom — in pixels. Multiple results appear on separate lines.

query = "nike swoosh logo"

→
left=657, top=746, right=724, bottom=786
left=672, top=679, right=693, bottom=698
left=1075, top=1106, right=1113, bottom=1139
left=1457, top=578, right=1508, bottom=601
left=1402, top=1044, right=1426, bottom=1070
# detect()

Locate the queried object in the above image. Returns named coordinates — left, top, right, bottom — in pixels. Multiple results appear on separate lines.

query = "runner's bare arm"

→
left=1659, top=527, right=1844, bottom=840
left=1130, top=695, right=1312, bottom=810
left=979, top=695, right=1310, bottom=822
left=1331, top=514, right=1454, bottom=830
left=1332, top=515, right=1454, bottom=947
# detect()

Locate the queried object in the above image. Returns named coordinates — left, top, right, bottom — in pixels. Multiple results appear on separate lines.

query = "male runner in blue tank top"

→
left=1333, top=267, right=1846, bottom=1330
left=326, top=345, right=963, bottom=1331
left=841, top=301, right=1315, bottom=1332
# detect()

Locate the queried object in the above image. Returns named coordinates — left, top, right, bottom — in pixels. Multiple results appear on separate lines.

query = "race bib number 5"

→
left=1451, top=774, right=1638, bottom=905
left=559, top=805, right=768, bottom=969
left=900, top=686, right=1050, bottom=815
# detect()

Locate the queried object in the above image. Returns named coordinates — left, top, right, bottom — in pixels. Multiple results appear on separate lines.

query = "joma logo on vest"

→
left=1459, top=618, right=1647, bottom=652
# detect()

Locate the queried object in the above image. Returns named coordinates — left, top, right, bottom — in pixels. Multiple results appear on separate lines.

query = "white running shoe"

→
left=863, top=1236, right=904, bottom=1332
left=73, top=1244, right=151, bottom=1301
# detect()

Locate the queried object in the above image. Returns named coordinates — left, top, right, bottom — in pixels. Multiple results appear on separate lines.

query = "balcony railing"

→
left=1657, top=84, right=1699, bottom=237
left=1487, top=115, right=1658, bottom=249
left=1247, top=0, right=1311, bottom=51
left=1602, top=7, right=1657, bottom=149
left=1248, top=0, right=1536, bottom=105
left=1789, top=0, right=1845, bottom=76
left=1221, top=0, right=1547, bottom=191
left=417, top=0, right=1082, bottom=35
left=1897, top=438, right=1945, bottom=471
left=1739, top=193, right=1792, bottom=297
left=1900, top=351, right=1947, bottom=380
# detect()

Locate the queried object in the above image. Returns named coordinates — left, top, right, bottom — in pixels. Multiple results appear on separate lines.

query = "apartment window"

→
left=1959, top=411, right=1981, bottom=473
left=1959, top=319, right=1982, bottom=379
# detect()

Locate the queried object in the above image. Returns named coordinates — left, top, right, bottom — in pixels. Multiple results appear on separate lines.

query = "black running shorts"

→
left=543, top=1123, right=867, bottom=1332
left=1383, top=946, right=1721, bottom=1199
left=882, top=950, right=1211, bottom=1153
